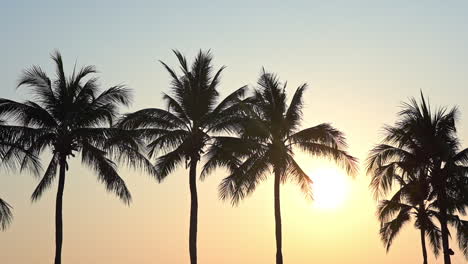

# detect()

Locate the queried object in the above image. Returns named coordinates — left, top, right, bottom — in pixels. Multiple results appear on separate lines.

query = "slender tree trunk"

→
left=434, top=164, right=451, bottom=264
left=420, top=228, right=428, bottom=264
left=440, top=205, right=452, bottom=264
left=54, top=156, right=66, bottom=264
left=274, top=170, right=283, bottom=264
left=438, top=189, right=452, bottom=264
left=189, top=160, right=198, bottom=264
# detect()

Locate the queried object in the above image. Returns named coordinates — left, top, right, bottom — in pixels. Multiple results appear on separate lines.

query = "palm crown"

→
left=207, top=70, right=358, bottom=203
left=367, top=92, right=468, bottom=261
left=0, top=51, right=152, bottom=202
left=119, top=50, right=246, bottom=179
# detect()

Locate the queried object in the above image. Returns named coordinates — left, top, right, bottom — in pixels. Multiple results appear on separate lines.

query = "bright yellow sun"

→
left=309, top=166, right=349, bottom=210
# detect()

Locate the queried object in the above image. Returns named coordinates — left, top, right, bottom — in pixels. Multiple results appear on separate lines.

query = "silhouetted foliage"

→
left=376, top=175, right=441, bottom=264
left=0, top=198, right=12, bottom=231
left=0, top=120, right=42, bottom=230
left=367, top=92, right=468, bottom=263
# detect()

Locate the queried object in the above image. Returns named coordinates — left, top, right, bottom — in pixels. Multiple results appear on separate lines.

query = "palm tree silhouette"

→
left=119, top=50, right=246, bottom=264
left=373, top=174, right=441, bottom=263
left=205, top=70, right=357, bottom=264
left=367, top=92, right=468, bottom=263
left=379, top=199, right=441, bottom=264
left=367, top=119, right=441, bottom=264
left=0, top=51, right=151, bottom=264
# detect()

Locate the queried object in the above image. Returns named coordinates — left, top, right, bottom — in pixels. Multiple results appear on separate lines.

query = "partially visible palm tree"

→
left=205, top=70, right=357, bottom=264
left=376, top=174, right=441, bottom=264
left=367, top=92, right=468, bottom=263
left=119, top=50, right=246, bottom=264
left=0, top=51, right=153, bottom=264
left=378, top=181, right=468, bottom=264
left=394, top=93, right=468, bottom=264
left=367, top=116, right=440, bottom=263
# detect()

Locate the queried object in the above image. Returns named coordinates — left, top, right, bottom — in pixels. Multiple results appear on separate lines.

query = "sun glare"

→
left=309, top=167, right=349, bottom=210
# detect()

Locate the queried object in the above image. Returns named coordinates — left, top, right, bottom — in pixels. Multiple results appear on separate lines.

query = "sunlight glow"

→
left=309, top=167, right=349, bottom=210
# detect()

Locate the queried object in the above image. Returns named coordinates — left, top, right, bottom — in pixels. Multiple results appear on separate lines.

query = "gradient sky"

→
left=1, top=1, right=468, bottom=263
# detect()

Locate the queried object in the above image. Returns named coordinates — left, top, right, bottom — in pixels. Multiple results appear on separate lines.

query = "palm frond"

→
left=0, top=198, right=13, bottom=231
left=290, top=123, right=348, bottom=149
left=366, top=144, right=415, bottom=172
left=31, top=154, right=59, bottom=201
left=425, top=218, right=442, bottom=257
left=154, top=146, right=185, bottom=182
left=172, top=49, right=189, bottom=74
left=50, top=50, right=67, bottom=96
left=0, top=125, right=46, bottom=176
left=162, top=93, right=190, bottom=124
left=0, top=99, right=56, bottom=128
left=219, top=151, right=270, bottom=205
left=448, top=215, right=468, bottom=258
left=204, top=86, right=247, bottom=132
left=93, top=85, right=132, bottom=108
left=81, top=143, right=131, bottom=204
left=295, top=142, right=358, bottom=176
left=118, top=108, right=188, bottom=130
left=380, top=207, right=412, bottom=251
left=366, top=144, right=417, bottom=199
left=377, top=199, right=413, bottom=223
left=17, top=65, right=57, bottom=110
left=285, top=84, right=307, bottom=132
left=147, top=129, right=189, bottom=158
left=102, top=129, right=158, bottom=178
left=201, top=136, right=258, bottom=180
left=70, top=65, right=97, bottom=90
left=286, top=155, right=312, bottom=199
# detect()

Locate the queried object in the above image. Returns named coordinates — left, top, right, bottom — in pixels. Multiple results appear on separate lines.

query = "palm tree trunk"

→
left=420, top=228, right=428, bottom=264
left=438, top=191, right=451, bottom=264
left=440, top=210, right=451, bottom=264
left=434, top=165, right=451, bottom=264
left=54, top=155, right=66, bottom=264
left=274, top=170, right=283, bottom=264
left=189, top=160, right=198, bottom=264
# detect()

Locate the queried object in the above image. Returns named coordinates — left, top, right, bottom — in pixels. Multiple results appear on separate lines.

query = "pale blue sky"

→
left=2, top=1, right=468, bottom=111
left=1, top=1, right=468, bottom=263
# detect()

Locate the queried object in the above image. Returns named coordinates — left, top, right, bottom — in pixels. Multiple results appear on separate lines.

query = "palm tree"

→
left=118, top=50, right=246, bottom=264
left=0, top=51, right=153, bottom=264
left=367, top=119, right=440, bottom=263
left=375, top=175, right=441, bottom=264
left=204, top=70, right=357, bottom=264
left=367, top=92, right=468, bottom=263
left=396, top=94, right=468, bottom=264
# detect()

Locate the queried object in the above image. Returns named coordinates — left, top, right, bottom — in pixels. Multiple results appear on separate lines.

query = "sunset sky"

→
left=1, top=1, right=468, bottom=263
